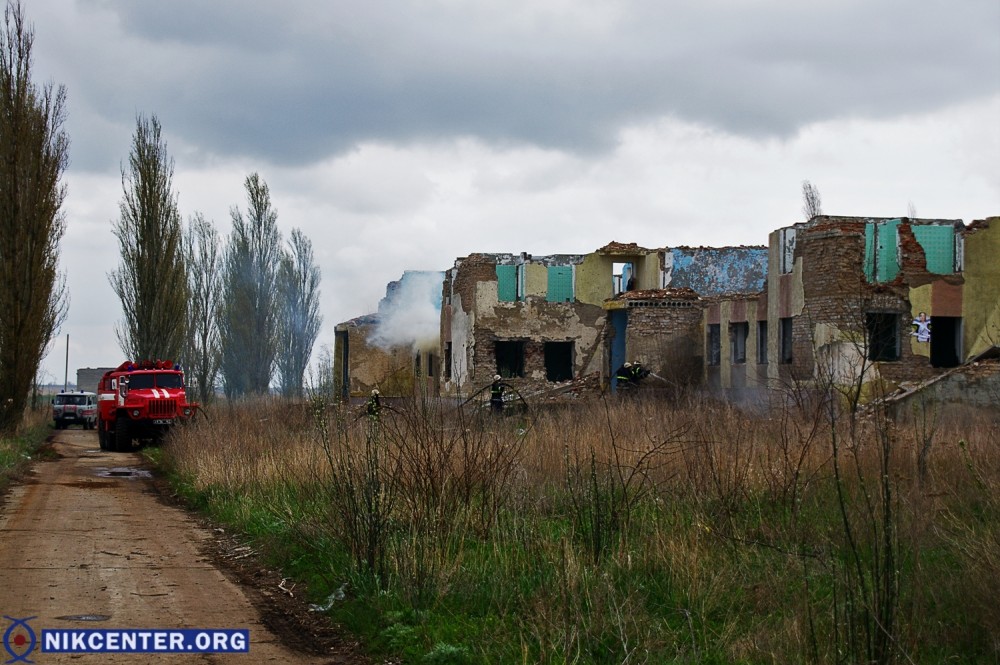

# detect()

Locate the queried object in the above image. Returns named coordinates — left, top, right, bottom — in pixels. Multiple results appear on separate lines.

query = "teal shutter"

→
left=547, top=266, right=574, bottom=302
left=912, top=225, right=955, bottom=275
left=876, top=220, right=901, bottom=282
left=496, top=265, right=517, bottom=302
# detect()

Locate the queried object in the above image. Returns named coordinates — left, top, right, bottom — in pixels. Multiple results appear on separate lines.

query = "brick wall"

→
left=624, top=303, right=704, bottom=386
left=797, top=218, right=947, bottom=386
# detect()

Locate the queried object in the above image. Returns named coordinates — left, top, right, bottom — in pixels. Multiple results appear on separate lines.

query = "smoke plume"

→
left=370, top=271, right=444, bottom=352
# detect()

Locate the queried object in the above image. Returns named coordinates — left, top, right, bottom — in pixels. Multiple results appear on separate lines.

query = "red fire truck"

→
left=97, top=360, right=199, bottom=452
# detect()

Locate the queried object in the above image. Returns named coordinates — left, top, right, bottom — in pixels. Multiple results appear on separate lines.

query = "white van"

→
left=52, top=391, right=98, bottom=430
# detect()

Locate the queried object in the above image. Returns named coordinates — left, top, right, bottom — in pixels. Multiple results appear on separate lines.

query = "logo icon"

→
left=2, top=616, right=37, bottom=664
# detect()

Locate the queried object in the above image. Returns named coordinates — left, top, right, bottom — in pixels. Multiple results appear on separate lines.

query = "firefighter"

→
left=490, top=375, right=510, bottom=414
left=366, top=389, right=381, bottom=418
left=630, top=361, right=651, bottom=383
left=615, top=362, right=634, bottom=391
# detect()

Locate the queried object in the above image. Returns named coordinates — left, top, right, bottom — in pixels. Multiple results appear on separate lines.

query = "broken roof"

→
left=595, top=241, right=654, bottom=255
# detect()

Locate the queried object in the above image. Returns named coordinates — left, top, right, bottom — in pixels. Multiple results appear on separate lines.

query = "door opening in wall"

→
left=929, top=316, right=961, bottom=368
left=613, top=262, right=635, bottom=294
left=544, top=342, right=574, bottom=382
left=494, top=340, right=525, bottom=378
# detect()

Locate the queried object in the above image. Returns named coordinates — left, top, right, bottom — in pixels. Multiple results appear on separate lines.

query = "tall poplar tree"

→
left=110, top=114, right=188, bottom=362
left=0, top=1, right=68, bottom=434
left=276, top=228, right=322, bottom=398
left=183, top=212, right=222, bottom=403
left=219, top=173, right=281, bottom=397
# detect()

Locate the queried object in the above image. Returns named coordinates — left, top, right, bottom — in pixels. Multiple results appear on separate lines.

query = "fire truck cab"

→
left=97, top=360, right=198, bottom=452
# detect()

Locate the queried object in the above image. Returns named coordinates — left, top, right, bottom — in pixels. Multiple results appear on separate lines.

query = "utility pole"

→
left=64, top=334, right=69, bottom=391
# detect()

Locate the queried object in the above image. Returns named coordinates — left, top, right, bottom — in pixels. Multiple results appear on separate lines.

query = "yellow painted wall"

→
left=963, top=218, right=1000, bottom=358
left=575, top=254, right=615, bottom=306
left=638, top=253, right=661, bottom=290
left=524, top=263, right=547, bottom=298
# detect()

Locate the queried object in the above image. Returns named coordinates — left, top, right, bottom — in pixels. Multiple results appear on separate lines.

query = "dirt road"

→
left=0, top=428, right=363, bottom=664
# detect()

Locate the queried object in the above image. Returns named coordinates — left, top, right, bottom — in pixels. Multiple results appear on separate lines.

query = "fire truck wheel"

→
left=98, top=424, right=107, bottom=450
left=116, top=417, right=133, bottom=452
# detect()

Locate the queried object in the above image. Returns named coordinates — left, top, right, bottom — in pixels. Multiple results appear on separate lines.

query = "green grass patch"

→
left=0, top=416, right=53, bottom=491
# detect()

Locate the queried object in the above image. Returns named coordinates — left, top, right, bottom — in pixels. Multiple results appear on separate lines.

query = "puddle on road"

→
left=94, top=467, right=152, bottom=479
left=55, top=614, right=111, bottom=622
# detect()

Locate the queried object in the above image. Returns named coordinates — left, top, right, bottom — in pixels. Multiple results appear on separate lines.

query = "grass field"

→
left=161, top=391, right=999, bottom=664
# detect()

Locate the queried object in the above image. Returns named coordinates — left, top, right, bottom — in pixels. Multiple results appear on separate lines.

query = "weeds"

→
left=0, top=405, right=52, bottom=488
left=161, top=393, right=997, bottom=663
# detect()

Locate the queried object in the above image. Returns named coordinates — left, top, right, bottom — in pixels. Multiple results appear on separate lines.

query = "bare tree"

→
left=0, top=0, right=69, bottom=435
left=183, top=212, right=222, bottom=404
left=110, top=114, right=188, bottom=363
left=219, top=173, right=281, bottom=397
left=802, top=180, right=823, bottom=220
left=276, top=228, right=322, bottom=398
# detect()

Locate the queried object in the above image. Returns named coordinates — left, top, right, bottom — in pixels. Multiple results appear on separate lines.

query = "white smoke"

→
left=370, top=271, right=445, bottom=352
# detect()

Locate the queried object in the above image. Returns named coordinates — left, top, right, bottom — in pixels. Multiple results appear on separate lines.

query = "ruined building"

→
left=334, top=270, right=444, bottom=399
left=708, top=216, right=1000, bottom=407
left=335, top=216, right=1000, bottom=406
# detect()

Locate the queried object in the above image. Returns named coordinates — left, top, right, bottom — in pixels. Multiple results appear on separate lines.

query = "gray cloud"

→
left=33, top=0, right=999, bottom=172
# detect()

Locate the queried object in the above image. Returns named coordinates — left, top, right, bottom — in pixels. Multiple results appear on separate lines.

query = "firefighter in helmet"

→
left=366, top=388, right=381, bottom=418
left=490, top=374, right=511, bottom=414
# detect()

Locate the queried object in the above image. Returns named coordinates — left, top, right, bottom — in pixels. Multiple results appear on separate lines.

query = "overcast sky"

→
left=27, top=0, right=1000, bottom=384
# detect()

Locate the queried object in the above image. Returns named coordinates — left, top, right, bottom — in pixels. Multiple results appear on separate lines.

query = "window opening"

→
left=544, top=342, right=574, bottom=382
left=866, top=312, right=900, bottom=361
left=779, top=317, right=793, bottom=364
left=779, top=228, right=796, bottom=274
left=494, top=341, right=525, bottom=378
left=707, top=324, right=721, bottom=366
left=730, top=322, right=749, bottom=364
left=757, top=320, right=768, bottom=365
left=613, top=262, right=635, bottom=294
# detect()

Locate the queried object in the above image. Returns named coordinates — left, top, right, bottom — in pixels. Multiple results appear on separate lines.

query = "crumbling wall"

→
left=792, top=217, right=961, bottom=389
left=887, top=359, right=1000, bottom=422
left=335, top=317, right=415, bottom=398
left=441, top=252, right=608, bottom=396
left=664, top=247, right=768, bottom=295
left=625, top=301, right=703, bottom=390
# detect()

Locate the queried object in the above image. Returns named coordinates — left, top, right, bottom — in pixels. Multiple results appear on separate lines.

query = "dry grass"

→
left=163, top=392, right=999, bottom=663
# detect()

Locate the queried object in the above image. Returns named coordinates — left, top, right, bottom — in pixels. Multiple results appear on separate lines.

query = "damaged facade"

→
left=333, top=271, right=443, bottom=399
left=437, top=243, right=767, bottom=397
left=334, top=215, right=1000, bottom=404
left=707, top=215, right=1000, bottom=401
